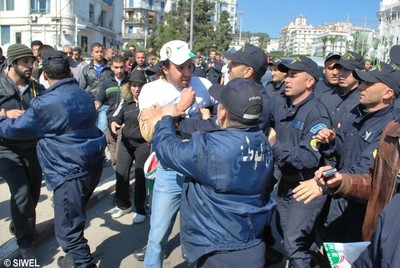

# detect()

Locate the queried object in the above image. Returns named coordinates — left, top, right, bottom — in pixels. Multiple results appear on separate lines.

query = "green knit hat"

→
left=7, top=44, right=35, bottom=66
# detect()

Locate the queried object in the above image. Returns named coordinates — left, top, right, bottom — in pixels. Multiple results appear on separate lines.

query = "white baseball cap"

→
left=160, top=40, right=196, bottom=65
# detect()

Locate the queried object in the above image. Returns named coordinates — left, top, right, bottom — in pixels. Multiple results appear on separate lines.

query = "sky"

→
left=236, top=0, right=382, bottom=38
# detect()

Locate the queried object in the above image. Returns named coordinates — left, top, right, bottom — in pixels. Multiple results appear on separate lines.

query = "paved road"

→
left=0, top=162, right=287, bottom=268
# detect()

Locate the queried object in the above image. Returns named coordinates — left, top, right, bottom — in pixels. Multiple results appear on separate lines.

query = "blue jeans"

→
left=143, top=163, right=184, bottom=268
left=96, top=105, right=109, bottom=133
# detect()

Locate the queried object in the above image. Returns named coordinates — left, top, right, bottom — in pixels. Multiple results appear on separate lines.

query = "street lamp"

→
left=237, top=11, right=245, bottom=45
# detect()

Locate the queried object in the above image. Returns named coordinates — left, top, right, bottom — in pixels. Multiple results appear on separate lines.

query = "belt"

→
left=281, top=169, right=316, bottom=183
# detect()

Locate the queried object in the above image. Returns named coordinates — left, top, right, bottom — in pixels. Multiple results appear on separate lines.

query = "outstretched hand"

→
left=293, top=179, right=323, bottom=204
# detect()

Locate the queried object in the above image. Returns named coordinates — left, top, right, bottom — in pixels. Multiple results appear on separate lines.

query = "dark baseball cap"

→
left=324, top=52, right=341, bottom=64
left=223, top=44, right=268, bottom=76
left=41, top=50, right=69, bottom=70
left=353, top=62, right=400, bottom=95
left=389, top=45, right=400, bottom=68
left=333, top=51, right=364, bottom=70
left=145, top=61, right=162, bottom=76
left=209, top=78, right=263, bottom=121
left=268, top=58, right=292, bottom=66
left=278, top=56, right=320, bottom=80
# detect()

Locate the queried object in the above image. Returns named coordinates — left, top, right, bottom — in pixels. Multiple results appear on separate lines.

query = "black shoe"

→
left=133, top=246, right=167, bottom=262
left=57, top=255, right=97, bottom=268
left=20, top=247, right=38, bottom=259
left=9, top=221, right=15, bottom=236
left=265, top=245, right=283, bottom=266
left=133, top=246, right=146, bottom=262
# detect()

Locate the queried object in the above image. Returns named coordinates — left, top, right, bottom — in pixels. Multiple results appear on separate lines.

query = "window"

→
left=160, top=1, right=164, bottom=12
left=0, top=26, right=10, bottom=45
left=31, top=0, right=49, bottom=13
left=0, top=0, right=14, bottom=10
left=149, top=0, right=153, bottom=9
left=89, top=4, right=95, bottom=23
left=127, top=26, right=133, bottom=34
left=128, top=0, right=134, bottom=8
left=81, top=36, right=88, bottom=53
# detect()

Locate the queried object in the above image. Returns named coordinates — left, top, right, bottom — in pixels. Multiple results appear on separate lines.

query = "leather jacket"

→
left=336, top=118, right=400, bottom=240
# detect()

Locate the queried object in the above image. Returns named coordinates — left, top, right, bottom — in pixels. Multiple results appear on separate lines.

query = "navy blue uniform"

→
left=271, top=93, right=331, bottom=267
left=265, top=81, right=285, bottom=99
left=179, top=83, right=272, bottom=138
left=317, top=87, right=360, bottom=131
left=353, top=194, right=400, bottom=268
left=323, top=104, right=395, bottom=243
left=314, top=79, right=337, bottom=98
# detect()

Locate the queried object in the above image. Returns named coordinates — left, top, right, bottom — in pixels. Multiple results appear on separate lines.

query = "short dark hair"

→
left=31, top=40, right=43, bottom=48
left=111, top=54, right=125, bottom=64
left=91, top=43, right=103, bottom=51
left=225, top=104, right=262, bottom=127
left=42, top=51, right=70, bottom=80
left=38, top=45, right=55, bottom=58
left=73, top=47, right=82, bottom=54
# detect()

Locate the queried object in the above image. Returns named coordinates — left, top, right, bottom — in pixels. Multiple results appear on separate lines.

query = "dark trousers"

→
left=114, top=136, right=151, bottom=215
left=0, top=145, right=42, bottom=249
left=196, top=242, right=265, bottom=268
left=276, top=180, right=327, bottom=268
left=53, top=166, right=102, bottom=267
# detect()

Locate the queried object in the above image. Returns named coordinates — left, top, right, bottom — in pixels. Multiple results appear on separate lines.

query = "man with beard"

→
left=0, top=44, right=45, bottom=259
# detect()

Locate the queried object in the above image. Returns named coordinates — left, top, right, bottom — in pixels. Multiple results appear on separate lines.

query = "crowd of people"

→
left=0, top=38, right=400, bottom=268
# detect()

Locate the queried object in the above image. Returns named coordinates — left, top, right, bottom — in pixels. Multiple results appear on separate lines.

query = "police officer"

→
left=269, top=56, right=331, bottom=267
left=296, top=62, right=397, bottom=243
left=317, top=51, right=364, bottom=131
left=265, top=58, right=289, bottom=98
left=314, top=53, right=341, bottom=97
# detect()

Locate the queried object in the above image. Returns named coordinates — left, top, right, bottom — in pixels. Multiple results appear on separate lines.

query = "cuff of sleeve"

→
left=335, top=174, right=350, bottom=195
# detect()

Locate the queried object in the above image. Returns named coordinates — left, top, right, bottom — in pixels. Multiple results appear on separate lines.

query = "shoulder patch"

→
left=310, top=138, right=319, bottom=151
left=310, top=123, right=327, bottom=134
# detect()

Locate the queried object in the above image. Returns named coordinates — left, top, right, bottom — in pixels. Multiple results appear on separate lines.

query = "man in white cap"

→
left=133, top=40, right=215, bottom=267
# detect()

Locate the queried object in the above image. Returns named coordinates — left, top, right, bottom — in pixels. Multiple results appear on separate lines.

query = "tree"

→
left=253, top=33, right=270, bottom=50
left=148, top=0, right=232, bottom=55
left=214, top=11, right=232, bottom=52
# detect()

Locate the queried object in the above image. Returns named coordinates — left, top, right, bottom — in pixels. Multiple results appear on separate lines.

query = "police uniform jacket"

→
left=314, top=79, right=338, bottom=98
left=330, top=105, right=395, bottom=175
left=265, top=80, right=285, bottom=98
left=353, top=194, right=400, bottom=268
left=271, top=93, right=331, bottom=181
left=318, top=86, right=360, bottom=130
left=0, top=78, right=106, bottom=191
left=153, top=115, right=277, bottom=264
left=334, top=118, right=400, bottom=241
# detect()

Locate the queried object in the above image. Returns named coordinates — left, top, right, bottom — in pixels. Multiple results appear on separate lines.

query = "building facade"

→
left=279, top=15, right=376, bottom=59
left=0, top=0, right=123, bottom=53
left=376, top=0, right=400, bottom=62
left=121, top=0, right=178, bottom=48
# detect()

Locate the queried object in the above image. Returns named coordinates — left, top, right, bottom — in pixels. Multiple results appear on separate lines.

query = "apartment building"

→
left=0, top=0, right=123, bottom=53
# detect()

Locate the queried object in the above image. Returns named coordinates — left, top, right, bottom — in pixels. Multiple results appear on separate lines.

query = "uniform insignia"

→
left=310, top=123, right=327, bottom=134
left=310, top=138, right=319, bottom=151
left=292, top=119, right=305, bottom=130
left=373, top=149, right=377, bottom=158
